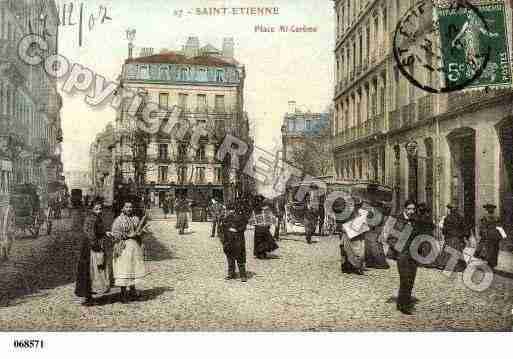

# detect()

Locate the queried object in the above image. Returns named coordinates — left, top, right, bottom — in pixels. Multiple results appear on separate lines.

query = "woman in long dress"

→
left=364, top=202, right=390, bottom=270
left=252, top=200, right=279, bottom=259
left=110, top=201, right=147, bottom=303
left=75, top=202, right=109, bottom=306
left=439, top=204, right=467, bottom=271
left=339, top=199, right=367, bottom=275
left=475, top=204, right=503, bottom=269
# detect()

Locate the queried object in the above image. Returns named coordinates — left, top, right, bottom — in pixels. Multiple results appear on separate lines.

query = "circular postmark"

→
left=393, top=0, right=492, bottom=93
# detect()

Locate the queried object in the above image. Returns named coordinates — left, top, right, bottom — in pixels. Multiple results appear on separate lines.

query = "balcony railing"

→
left=447, top=87, right=513, bottom=110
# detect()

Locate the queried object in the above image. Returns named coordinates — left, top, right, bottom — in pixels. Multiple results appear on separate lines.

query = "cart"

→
left=9, top=184, right=51, bottom=238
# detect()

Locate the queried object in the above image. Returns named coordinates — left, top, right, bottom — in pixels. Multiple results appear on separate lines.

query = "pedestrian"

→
left=317, top=193, right=326, bottom=236
left=252, top=200, right=279, bottom=259
left=221, top=203, right=249, bottom=282
left=169, top=193, right=175, bottom=215
left=271, top=196, right=284, bottom=241
left=162, top=196, right=170, bottom=219
left=304, top=194, right=317, bottom=244
left=382, top=199, right=418, bottom=315
left=439, top=203, right=467, bottom=271
left=175, top=195, right=190, bottom=235
left=209, top=198, right=224, bottom=238
left=339, top=198, right=367, bottom=275
left=475, top=204, right=503, bottom=269
left=364, top=201, right=390, bottom=269
left=415, top=203, right=437, bottom=268
left=110, top=201, right=148, bottom=303
left=75, top=201, right=109, bottom=306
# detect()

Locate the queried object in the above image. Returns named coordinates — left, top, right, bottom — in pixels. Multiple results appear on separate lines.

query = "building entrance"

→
left=448, top=128, right=476, bottom=229
left=498, top=119, right=513, bottom=229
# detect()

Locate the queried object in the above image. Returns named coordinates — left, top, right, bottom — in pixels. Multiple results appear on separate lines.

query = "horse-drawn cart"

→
left=8, top=184, right=51, bottom=238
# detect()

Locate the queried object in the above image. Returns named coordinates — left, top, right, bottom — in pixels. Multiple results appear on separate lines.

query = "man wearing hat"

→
left=220, top=202, right=249, bottom=282
left=208, top=198, right=225, bottom=238
left=475, top=204, right=503, bottom=269
left=440, top=203, right=467, bottom=271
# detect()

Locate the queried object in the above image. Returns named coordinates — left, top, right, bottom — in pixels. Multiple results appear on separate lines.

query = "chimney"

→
left=222, top=37, right=234, bottom=58
left=184, top=36, right=200, bottom=57
left=288, top=101, right=296, bottom=114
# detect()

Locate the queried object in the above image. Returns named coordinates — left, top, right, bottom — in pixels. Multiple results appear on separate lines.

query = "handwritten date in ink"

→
left=56, top=2, right=112, bottom=47
left=13, top=339, right=44, bottom=349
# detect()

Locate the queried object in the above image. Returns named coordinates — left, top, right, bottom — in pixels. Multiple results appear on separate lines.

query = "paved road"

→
left=0, top=218, right=512, bottom=331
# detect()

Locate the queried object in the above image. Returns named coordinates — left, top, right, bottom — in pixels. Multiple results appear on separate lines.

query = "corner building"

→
left=332, top=0, right=513, bottom=233
left=115, top=37, right=249, bottom=206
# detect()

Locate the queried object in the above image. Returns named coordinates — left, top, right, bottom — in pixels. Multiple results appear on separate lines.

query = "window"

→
left=178, top=93, right=188, bottom=111
left=178, top=142, right=188, bottom=161
left=195, top=167, right=205, bottom=184
left=196, top=144, right=206, bottom=161
left=214, top=167, right=222, bottom=183
left=216, top=69, right=224, bottom=82
left=197, top=94, right=207, bottom=111
left=215, top=95, right=225, bottom=112
left=159, top=92, right=169, bottom=108
left=306, top=120, right=311, bottom=131
left=178, top=166, right=187, bottom=184
left=159, top=143, right=169, bottom=160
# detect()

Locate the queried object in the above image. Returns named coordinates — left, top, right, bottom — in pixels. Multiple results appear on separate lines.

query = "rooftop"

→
left=125, top=51, right=239, bottom=67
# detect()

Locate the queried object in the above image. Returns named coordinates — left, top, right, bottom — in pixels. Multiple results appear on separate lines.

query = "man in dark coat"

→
left=272, top=196, right=286, bottom=241
left=475, top=204, right=503, bottom=269
left=382, top=199, right=418, bottom=315
left=304, top=194, right=318, bottom=244
left=221, top=203, right=249, bottom=282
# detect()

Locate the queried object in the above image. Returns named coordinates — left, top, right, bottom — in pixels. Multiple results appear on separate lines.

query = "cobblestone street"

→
left=0, top=216, right=512, bottom=331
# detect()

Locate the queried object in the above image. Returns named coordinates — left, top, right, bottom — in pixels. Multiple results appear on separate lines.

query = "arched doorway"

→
left=447, top=127, right=476, bottom=228
left=497, top=118, right=513, bottom=229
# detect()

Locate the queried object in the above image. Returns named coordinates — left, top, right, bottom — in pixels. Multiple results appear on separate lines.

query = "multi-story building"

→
left=114, top=36, right=250, bottom=206
left=64, top=170, right=92, bottom=195
left=281, top=101, right=333, bottom=178
left=89, top=123, right=114, bottom=205
left=0, top=0, right=64, bottom=211
left=332, top=0, right=513, bottom=232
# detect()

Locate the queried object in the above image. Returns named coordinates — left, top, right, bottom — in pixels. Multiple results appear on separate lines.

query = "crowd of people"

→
left=75, top=191, right=507, bottom=315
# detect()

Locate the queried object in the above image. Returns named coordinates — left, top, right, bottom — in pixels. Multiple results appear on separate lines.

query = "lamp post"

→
left=405, top=140, right=418, bottom=202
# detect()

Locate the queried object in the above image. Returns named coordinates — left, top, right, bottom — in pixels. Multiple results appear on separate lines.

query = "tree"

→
left=287, top=127, right=333, bottom=178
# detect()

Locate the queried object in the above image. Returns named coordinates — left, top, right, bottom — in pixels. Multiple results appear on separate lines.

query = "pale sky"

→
left=56, top=0, right=335, bottom=171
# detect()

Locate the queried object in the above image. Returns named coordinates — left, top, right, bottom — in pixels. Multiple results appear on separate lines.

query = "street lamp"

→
left=126, top=28, right=136, bottom=58
left=405, top=140, right=418, bottom=202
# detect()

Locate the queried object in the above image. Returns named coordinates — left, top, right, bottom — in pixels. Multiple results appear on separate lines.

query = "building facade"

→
left=332, top=0, right=513, bottom=232
left=114, top=37, right=250, bottom=206
left=64, top=170, right=92, bottom=195
left=89, top=123, right=114, bottom=205
left=0, top=0, right=64, bottom=212
left=281, top=101, right=333, bottom=178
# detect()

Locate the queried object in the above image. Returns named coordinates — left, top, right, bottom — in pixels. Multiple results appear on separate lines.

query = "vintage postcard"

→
left=0, top=0, right=512, bottom=352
